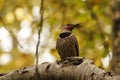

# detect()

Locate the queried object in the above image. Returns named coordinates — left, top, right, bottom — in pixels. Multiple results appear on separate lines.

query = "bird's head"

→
left=59, top=23, right=81, bottom=38
left=62, top=23, right=81, bottom=33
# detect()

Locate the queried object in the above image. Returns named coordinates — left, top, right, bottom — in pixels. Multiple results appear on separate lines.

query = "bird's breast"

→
left=56, top=34, right=76, bottom=53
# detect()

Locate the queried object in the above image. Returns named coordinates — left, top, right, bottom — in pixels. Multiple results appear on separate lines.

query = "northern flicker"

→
left=56, top=24, right=80, bottom=60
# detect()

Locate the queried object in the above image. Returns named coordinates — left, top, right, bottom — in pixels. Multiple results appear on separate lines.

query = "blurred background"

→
left=0, top=0, right=114, bottom=72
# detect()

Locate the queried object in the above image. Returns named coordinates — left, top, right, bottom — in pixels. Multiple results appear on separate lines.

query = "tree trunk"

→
left=0, top=57, right=120, bottom=80
left=111, top=0, right=120, bottom=75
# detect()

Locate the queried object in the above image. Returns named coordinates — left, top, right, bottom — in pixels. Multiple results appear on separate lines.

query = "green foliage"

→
left=0, top=0, right=112, bottom=72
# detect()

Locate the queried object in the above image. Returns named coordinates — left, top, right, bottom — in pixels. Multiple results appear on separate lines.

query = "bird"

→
left=56, top=23, right=81, bottom=60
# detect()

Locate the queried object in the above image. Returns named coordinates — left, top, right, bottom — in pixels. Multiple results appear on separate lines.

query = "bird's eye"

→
left=67, top=24, right=72, bottom=27
left=67, top=24, right=70, bottom=26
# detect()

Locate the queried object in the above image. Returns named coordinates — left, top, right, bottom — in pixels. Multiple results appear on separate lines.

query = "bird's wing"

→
left=75, top=43, right=79, bottom=56
left=73, top=35, right=79, bottom=56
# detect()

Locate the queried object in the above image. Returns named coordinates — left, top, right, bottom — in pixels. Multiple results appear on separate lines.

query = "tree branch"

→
left=0, top=0, right=23, bottom=48
left=0, top=57, right=119, bottom=80
left=0, top=17, right=23, bottom=48
left=85, top=1, right=109, bottom=50
left=35, top=0, right=44, bottom=75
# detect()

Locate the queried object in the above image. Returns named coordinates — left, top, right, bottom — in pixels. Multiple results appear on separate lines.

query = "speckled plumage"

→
left=56, top=32, right=79, bottom=60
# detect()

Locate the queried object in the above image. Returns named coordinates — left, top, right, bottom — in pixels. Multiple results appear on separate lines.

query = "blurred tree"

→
left=0, top=0, right=114, bottom=73
left=111, top=0, right=120, bottom=75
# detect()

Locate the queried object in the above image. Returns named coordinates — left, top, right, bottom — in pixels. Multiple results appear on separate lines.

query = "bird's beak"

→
left=73, top=23, right=82, bottom=28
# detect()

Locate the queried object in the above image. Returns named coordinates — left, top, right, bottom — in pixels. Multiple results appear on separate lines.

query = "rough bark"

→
left=111, top=0, right=120, bottom=75
left=0, top=57, right=120, bottom=80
